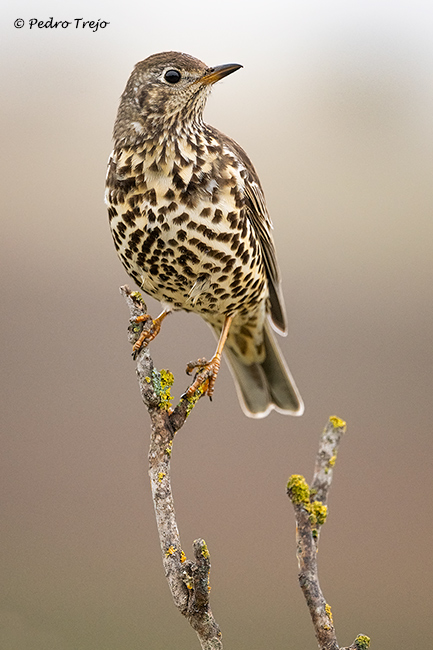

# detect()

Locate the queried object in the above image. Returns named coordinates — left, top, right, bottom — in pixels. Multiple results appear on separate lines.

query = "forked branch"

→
left=287, top=418, right=370, bottom=650
left=121, top=286, right=370, bottom=650
left=121, top=285, right=222, bottom=649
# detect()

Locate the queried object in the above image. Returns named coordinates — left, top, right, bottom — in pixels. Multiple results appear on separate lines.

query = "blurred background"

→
left=1, top=1, right=432, bottom=648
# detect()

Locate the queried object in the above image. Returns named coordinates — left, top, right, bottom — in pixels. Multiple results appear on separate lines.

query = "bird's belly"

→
left=109, top=194, right=267, bottom=322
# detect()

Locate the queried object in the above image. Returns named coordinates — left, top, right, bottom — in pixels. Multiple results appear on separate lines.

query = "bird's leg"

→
left=185, top=315, right=233, bottom=399
left=132, top=309, right=170, bottom=355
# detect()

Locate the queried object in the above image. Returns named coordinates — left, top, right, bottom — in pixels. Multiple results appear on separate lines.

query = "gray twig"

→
left=121, top=285, right=222, bottom=649
left=287, top=417, right=370, bottom=650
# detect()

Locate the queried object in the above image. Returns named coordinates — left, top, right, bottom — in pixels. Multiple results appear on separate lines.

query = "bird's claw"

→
left=185, top=358, right=209, bottom=376
left=131, top=313, right=163, bottom=357
left=185, top=356, right=221, bottom=399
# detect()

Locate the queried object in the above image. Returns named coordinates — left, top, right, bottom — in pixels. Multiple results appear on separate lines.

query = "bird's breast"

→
left=106, top=138, right=267, bottom=323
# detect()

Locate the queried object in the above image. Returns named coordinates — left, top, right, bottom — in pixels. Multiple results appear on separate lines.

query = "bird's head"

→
left=113, top=51, right=242, bottom=145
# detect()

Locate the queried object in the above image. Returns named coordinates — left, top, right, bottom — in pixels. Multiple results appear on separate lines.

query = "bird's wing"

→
left=206, top=125, right=288, bottom=334
left=243, top=177, right=287, bottom=334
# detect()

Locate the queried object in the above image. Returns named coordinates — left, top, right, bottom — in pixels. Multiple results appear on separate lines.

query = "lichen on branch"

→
left=287, top=417, right=370, bottom=650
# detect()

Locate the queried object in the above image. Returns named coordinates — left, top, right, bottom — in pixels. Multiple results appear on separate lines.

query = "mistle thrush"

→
left=105, top=51, right=304, bottom=417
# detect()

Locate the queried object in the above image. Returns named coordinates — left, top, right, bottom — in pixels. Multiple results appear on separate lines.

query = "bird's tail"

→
left=213, top=321, right=304, bottom=418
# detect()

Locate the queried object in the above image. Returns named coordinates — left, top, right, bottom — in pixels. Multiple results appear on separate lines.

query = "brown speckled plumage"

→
left=105, top=51, right=303, bottom=417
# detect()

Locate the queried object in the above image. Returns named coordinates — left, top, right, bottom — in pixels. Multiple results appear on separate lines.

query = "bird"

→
left=105, top=51, right=304, bottom=418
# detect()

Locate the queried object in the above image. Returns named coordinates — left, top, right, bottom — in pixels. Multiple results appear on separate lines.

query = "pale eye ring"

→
left=164, top=69, right=181, bottom=84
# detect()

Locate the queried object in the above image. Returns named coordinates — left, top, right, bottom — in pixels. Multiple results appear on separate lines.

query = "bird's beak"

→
left=199, top=63, right=243, bottom=86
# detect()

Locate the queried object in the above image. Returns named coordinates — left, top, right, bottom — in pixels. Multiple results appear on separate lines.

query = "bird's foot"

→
left=131, top=311, right=168, bottom=358
left=185, top=354, right=222, bottom=400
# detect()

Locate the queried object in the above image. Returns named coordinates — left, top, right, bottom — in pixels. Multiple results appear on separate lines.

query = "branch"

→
left=287, top=417, right=370, bottom=650
left=120, top=285, right=222, bottom=650
left=121, top=286, right=369, bottom=649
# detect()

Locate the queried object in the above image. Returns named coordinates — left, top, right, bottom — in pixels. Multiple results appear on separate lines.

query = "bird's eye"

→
left=164, top=69, right=181, bottom=84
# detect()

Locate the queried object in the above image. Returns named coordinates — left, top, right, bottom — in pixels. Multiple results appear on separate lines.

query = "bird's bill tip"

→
left=199, top=63, right=243, bottom=86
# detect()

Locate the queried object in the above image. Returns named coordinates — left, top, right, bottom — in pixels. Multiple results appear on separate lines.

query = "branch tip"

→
left=193, top=538, right=210, bottom=559
left=328, top=415, right=347, bottom=432
left=353, top=635, right=371, bottom=649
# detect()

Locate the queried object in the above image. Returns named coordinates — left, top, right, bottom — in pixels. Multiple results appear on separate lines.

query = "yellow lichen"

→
left=156, top=369, right=174, bottom=412
left=158, top=472, right=165, bottom=482
left=354, top=635, right=371, bottom=649
left=310, top=501, right=328, bottom=527
left=201, top=542, right=210, bottom=559
left=165, top=441, right=173, bottom=456
left=184, top=383, right=206, bottom=417
left=329, top=455, right=337, bottom=467
left=165, top=545, right=177, bottom=557
left=288, top=477, right=328, bottom=532
left=287, top=475, right=310, bottom=505
left=130, top=291, right=143, bottom=302
left=329, top=416, right=346, bottom=430
left=325, top=603, right=333, bottom=624
left=180, top=550, right=186, bottom=563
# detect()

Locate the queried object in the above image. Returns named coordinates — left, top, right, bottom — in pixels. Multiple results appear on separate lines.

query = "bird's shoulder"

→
left=204, top=125, right=262, bottom=186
